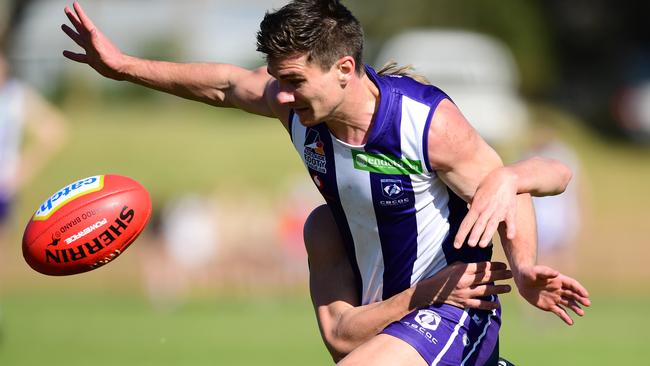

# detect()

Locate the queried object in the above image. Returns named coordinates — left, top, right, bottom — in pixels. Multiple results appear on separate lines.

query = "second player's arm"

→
left=305, top=206, right=511, bottom=362
left=427, top=99, right=590, bottom=324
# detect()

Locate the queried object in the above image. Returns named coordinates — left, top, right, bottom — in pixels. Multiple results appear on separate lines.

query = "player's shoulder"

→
left=262, top=77, right=291, bottom=129
left=374, top=70, right=449, bottom=107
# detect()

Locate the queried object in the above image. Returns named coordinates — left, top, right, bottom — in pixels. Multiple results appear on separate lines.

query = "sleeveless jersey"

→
left=289, top=66, right=491, bottom=305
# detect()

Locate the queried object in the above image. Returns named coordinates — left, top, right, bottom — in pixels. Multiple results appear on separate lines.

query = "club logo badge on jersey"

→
left=304, top=129, right=327, bottom=174
left=381, top=179, right=404, bottom=199
left=414, top=309, right=441, bottom=331
left=379, top=178, right=410, bottom=207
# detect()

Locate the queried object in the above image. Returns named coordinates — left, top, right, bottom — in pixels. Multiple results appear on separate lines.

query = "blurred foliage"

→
left=348, top=0, right=556, bottom=96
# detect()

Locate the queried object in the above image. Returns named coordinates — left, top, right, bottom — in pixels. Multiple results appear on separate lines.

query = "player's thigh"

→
left=337, top=334, right=427, bottom=366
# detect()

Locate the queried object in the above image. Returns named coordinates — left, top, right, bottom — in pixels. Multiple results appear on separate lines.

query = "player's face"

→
left=268, top=54, right=345, bottom=126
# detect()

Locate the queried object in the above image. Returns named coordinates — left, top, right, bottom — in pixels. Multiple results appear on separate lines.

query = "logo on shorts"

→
left=304, top=129, right=327, bottom=174
left=414, top=309, right=441, bottom=331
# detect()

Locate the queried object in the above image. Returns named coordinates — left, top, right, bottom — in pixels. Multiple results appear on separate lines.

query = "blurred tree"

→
left=348, top=0, right=556, bottom=96
left=0, top=0, right=35, bottom=52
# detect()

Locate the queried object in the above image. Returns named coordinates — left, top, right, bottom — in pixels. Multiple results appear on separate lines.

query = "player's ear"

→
left=336, top=56, right=355, bottom=86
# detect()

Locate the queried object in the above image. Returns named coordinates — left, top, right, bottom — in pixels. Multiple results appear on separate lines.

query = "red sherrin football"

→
left=22, top=174, right=152, bottom=276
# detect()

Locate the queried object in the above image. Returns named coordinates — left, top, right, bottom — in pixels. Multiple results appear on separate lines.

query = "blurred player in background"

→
left=61, top=1, right=590, bottom=364
left=140, top=193, right=220, bottom=311
left=0, top=50, right=67, bottom=336
left=527, top=127, right=584, bottom=273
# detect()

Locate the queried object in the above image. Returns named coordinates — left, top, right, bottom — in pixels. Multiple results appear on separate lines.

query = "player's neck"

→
left=326, top=73, right=379, bottom=146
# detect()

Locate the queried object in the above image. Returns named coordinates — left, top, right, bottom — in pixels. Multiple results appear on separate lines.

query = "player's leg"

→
left=337, top=334, right=427, bottom=366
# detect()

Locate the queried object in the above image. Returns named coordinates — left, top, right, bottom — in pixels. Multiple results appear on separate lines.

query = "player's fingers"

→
left=562, top=298, right=585, bottom=317
left=467, top=212, right=491, bottom=247
left=550, top=304, right=573, bottom=326
left=455, top=210, right=479, bottom=248
left=470, top=284, right=511, bottom=297
left=74, top=2, right=97, bottom=32
left=478, top=217, right=499, bottom=247
left=486, top=261, right=508, bottom=271
left=61, top=24, right=86, bottom=49
left=483, top=269, right=513, bottom=283
left=561, top=290, right=591, bottom=307
left=463, top=298, right=499, bottom=311
left=63, top=50, right=88, bottom=63
left=64, top=5, right=84, bottom=32
left=561, top=276, right=590, bottom=298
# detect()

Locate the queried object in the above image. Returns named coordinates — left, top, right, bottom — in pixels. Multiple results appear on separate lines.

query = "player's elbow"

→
left=322, top=329, right=359, bottom=363
left=552, top=159, right=573, bottom=195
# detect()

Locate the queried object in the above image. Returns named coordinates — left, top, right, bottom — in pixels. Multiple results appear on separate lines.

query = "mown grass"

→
left=0, top=290, right=647, bottom=366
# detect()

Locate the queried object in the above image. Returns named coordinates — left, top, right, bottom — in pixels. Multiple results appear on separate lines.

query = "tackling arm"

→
left=305, top=205, right=511, bottom=362
left=427, top=99, right=590, bottom=324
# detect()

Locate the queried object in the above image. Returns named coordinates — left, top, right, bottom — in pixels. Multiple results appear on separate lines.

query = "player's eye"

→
left=287, top=79, right=304, bottom=87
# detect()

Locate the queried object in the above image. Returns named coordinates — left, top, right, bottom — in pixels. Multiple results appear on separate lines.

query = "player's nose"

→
left=276, top=89, right=296, bottom=105
left=275, top=80, right=297, bottom=105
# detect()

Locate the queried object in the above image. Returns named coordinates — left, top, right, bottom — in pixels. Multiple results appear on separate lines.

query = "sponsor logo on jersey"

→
left=34, top=176, right=104, bottom=221
left=352, top=150, right=422, bottom=175
left=304, top=129, right=327, bottom=174
left=414, top=309, right=441, bottom=331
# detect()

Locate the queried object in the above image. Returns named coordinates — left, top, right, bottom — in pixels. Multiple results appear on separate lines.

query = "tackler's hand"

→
left=515, top=265, right=591, bottom=325
left=454, top=167, right=518, bottom=249
left=413, top=261, right=513, bottom=311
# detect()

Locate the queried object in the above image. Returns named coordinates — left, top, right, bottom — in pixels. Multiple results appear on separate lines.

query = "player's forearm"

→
left=325, top=290, right=417, bottom=360
left=499, top=193, right=537, bottom=281
left=505, top=157, right=572, bottom=196
left=118, top=55, right=234, bottom=106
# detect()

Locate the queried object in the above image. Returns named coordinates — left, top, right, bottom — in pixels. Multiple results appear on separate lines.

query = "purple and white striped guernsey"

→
left=290, top=65, right=493, bottom=305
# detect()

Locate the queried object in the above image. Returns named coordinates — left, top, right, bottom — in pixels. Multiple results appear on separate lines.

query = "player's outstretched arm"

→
left=304, top=205, right=512, bottom=362
left=61, top=2, right=278, bottom=118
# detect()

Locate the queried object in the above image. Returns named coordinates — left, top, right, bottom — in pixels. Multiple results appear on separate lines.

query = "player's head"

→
left=256, top=0, right=364, bottom=74
left=257, top=1, right=365, bottom=125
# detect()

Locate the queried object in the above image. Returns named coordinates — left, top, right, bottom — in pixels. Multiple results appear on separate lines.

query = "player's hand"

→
left=454, top=167, right=518, bottom=249
left=62, top=2, right=127, bottom=80
left=412, top=261, right=513, bottom=311
left=515, top=265, right=591, bottom=325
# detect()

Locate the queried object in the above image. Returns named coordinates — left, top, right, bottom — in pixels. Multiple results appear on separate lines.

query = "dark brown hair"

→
left=256, top=0, right=364, bottom=74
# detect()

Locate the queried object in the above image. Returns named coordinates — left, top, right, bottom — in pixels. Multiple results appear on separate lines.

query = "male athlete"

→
left=61, top=1, right=590, bottom=365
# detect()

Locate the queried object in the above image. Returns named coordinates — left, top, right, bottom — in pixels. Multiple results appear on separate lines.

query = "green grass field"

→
left=1, top=98, right=649, bottom=365
left=0, top=290, right=648, bottom=365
